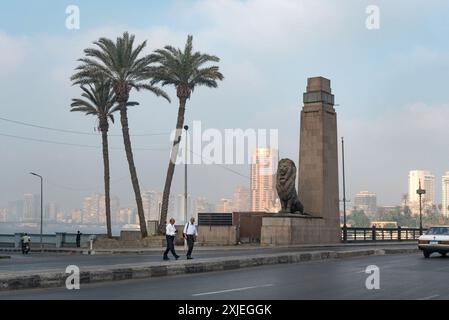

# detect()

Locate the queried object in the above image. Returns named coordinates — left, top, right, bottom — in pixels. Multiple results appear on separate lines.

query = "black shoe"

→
left=187, top=256, right=193, bottom=260
left=163, top=256, right=170, bottom=261
left=175, top=255, right=180, bottom=260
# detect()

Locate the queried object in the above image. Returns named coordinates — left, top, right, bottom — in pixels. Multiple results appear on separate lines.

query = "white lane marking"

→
left=192, top=284, right=274, bottom=296
left=417, top=294, right=439, bottom=300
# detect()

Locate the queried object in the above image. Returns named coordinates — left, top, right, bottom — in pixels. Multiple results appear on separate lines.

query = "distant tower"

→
left=250, top=148, right=276, bottom=212
left=298, top=77, right=340, bottom=243
left=442, top=172, right=449, bottom=217
left=408, top=170, right=435, bottom=216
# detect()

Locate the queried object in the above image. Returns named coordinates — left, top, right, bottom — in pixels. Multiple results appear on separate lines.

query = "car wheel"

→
left=423, top=250, right=431, bottom=258
left=441, top=252, right=447, bottom=257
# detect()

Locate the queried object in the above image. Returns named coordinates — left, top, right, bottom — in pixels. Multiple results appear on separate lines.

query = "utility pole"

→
left=184, top=125, right=189, bottom=226
left=341, top=137, right=347, bottom=242
left=30, top=172, right=43, bottom=253
left=417, top=179, right=426, bottom=235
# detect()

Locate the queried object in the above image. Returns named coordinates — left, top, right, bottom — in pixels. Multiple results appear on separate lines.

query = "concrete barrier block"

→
left=112, top=268, right=134, bottom=281
left=184, top=263, right=205, bottom=274
left=131, top=267, right=152, bottom=279
left=223, top=260, right=241, bottom=270
left=89, top=270, right=114, bottom=282
left=150, top=266, right=168, bottom=277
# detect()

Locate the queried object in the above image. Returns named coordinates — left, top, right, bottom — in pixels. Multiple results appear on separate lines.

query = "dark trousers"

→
left=76, top=240, right=81, bottom=248
left=164, top=235, right=178, bottom=257
left=186, top=235, right=195, bottom=257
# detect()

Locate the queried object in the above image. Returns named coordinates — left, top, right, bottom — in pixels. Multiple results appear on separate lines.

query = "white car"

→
left=418, top=226, right=449, bottom=258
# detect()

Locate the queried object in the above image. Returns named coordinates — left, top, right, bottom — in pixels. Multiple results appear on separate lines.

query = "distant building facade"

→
left=353, top=191, right=377, bottom=218
left=216, top=198, right=233, bottom=213
left=408, top=170, right=435, bottom=216
left=442, top=172, right=449, bottom=217
left=232, top=186, right=251, bottom=212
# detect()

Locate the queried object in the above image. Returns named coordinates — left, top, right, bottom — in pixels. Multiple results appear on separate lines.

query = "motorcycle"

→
left=22, top=242, right=30, bottom=255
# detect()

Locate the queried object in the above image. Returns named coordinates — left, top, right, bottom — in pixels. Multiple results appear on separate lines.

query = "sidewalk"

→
left=0, top=243, right=419, bottom=291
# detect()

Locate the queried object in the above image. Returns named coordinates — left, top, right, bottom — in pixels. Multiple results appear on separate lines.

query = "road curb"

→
left=0, top=247, right=419, bottom=291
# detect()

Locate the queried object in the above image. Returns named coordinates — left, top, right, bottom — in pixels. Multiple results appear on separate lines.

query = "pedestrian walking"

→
left=163, top=218, right=180, bottom=261
left=183, top=217, right=198, bottom=260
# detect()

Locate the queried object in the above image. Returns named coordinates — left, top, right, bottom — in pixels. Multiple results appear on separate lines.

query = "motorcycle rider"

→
left=21, top=233, right=31, bottom=254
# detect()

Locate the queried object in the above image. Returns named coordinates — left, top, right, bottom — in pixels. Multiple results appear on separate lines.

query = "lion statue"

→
left=276, top=158, right=304, bottom=214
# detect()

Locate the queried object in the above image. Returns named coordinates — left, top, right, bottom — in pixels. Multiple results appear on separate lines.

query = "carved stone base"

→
left=261, top=215, right=340, bottom=245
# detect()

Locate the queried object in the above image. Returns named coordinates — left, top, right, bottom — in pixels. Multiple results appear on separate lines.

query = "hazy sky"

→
left=1, top=0, right=449, bottom=212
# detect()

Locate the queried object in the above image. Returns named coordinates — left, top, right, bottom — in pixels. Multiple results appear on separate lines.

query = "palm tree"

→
left=71, top=32, right=170, bottom=238
left=150, top=35, right=224, bottom=233
left=70, top=81, right=121, bottom=238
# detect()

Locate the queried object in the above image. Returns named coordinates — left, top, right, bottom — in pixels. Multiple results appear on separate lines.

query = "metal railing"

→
left=342, top=226, right=426, bottom=242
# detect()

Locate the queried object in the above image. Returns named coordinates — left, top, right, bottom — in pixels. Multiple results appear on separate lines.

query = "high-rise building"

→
left=0, top=208, right=7, bottom=222
left=175, top=194, right=192, bottom=225
left=250, top=148, right=277, bottom=212
left=118, top=208, right=136, bottom=225
left=216, top=198, right=233, bottom=213
left=232, top=186, right=251, bottom=212
left=194, top=197, right=211, bottom=221
left=408, top=170, right=435, bottom=216
left=71, top=209, right=82, bottom=224
left=82, top=193, right=101, bottom=224
left=7, top=200, right=23, bottom=222
left=98, top=195, right=120, bottom=225
left=23, top=194, right=40, bottom=222
left=45, top=202, right=59, bottom=222
left=442, top=172, right=449, bottom=217
left=142, top=191, right=162, bottom=221
left=353, top=191, right=377, bottom=218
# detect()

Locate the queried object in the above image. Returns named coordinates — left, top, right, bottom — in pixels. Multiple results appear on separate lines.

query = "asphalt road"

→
left=1, top=252, right=448, bottom=300
left=0, top=244, right=409, bottom=273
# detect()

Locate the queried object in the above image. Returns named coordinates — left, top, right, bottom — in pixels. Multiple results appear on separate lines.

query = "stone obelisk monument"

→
left=298, top=76, right=340, bottom=243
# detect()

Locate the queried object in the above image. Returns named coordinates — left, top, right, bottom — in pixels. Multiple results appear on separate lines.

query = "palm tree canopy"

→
left=149, top=35, right=224, bottom=98
left=71, top=32, right=170, bottom=103
left=70, top=81, right=139, bottom=123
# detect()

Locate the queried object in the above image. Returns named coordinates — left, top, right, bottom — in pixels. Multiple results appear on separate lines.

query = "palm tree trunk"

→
left=100, top=120, right=112, bottom=238
left=119, top=106, right=148, bottom=238
left=159, top=98, right=187, bottom=234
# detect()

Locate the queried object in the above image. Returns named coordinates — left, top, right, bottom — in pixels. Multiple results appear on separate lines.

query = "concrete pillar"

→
left=14, top=233, right=22, bottom=249
left=55, top=232, right=66, bottom=248
left=298, top=77, right=340, bottom=243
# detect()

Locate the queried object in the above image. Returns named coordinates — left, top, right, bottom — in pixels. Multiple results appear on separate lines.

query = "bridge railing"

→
left=342, top=226, right=426, bottom=242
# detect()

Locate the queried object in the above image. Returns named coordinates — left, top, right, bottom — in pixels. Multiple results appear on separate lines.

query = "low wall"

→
left=0, top=233, right=98, bottom=249
left=197, top=225, right=238, bottom=246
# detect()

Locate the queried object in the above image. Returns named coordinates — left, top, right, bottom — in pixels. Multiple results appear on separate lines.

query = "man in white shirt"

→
left=163, top=218, right=180, bottom=261
left=183, top=217, right=198, bottom=260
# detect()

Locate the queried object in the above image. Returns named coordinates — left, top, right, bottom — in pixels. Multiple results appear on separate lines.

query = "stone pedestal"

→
left=261, top=214, right=335, bottom=245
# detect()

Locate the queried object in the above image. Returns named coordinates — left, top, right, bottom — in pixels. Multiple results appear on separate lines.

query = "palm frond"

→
left=149, top=34, right=223, bottom=96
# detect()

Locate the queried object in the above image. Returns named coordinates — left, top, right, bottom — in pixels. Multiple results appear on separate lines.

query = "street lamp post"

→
left=416, top=179, right=426, bottom=235
left=30, top=172, right=43, bottom=252
left=341, top=137, right=347, bottom=242
left=184, top=125, right=189, bottom=226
